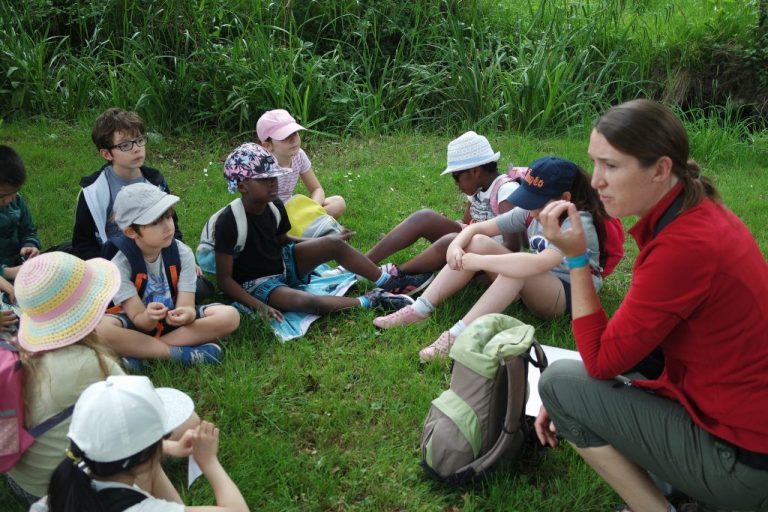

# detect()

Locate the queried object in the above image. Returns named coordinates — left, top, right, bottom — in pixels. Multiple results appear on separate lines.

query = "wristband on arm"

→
left=565, top=251, right=590, bottom=270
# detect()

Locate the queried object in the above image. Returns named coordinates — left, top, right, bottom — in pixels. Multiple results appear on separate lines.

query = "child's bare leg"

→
left=519, top=273, right=567, bottom=319
left=365, top=209, right=462, bottom=264
left=421, top=233, right=510, bottom=306
left=160, top=305, right=240, bottom=347
left=268, top=286, right=361, bottom=315
left=293, top=237, right=381, bottom=281
left=398, top=232, right=458, bottom=274
left=460, top=275, right=526, bottom=326
left=323, top=195, right=346, bottom=219
left=96, top=316, right=172, bottom=359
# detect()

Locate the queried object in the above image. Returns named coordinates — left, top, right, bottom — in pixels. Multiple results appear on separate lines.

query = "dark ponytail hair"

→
left=48, top=440, right=162, bottom=512
left=568, top=166, right=610, bottom=263
left=594, top=99, right=721, bottom=211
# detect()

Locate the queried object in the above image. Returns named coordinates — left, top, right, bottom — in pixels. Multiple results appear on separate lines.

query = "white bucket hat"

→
left=441, top=131, right=501, bottom=175
left=68, top=375, right=194, bottom=462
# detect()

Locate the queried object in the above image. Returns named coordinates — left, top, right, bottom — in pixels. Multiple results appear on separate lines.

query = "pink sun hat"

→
left=15, top=252, right=121, bottom=352
left=256, top=109, right=306, bottom=142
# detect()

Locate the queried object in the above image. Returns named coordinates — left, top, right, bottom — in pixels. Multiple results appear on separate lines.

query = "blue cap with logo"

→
left=506, top=156, right=579, bottom=210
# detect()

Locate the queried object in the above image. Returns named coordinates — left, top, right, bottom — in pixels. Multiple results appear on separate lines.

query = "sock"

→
left=374, top=270, right=391, bottom=287
left=449, top=320, right=466, bottom=338
left=358, top=296, right=371, bottom=309
left=412, top=296, right=435, bottom=317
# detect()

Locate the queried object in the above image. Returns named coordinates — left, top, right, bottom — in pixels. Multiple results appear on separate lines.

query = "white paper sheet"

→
left=525, top=344, right=582, bottom=417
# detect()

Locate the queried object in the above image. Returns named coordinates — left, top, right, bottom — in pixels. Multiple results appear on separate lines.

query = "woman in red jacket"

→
left=534, top=99, right=768, bottom=512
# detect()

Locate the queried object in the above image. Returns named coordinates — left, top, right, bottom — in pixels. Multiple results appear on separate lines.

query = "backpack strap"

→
left=488, top=175, right=513, bottom=216
left=268, top=201, right=281, bottom=227
left=97, top=487, right=148, bottom=512
left=653, top=192, right=684, bottom=238
left=28, top=405, right=75, bottom=438
left=229, top=198, right=248, bottom=252
left=459, top=340, right=548, bottom=479
left=0, top=341, right=76, bottom=439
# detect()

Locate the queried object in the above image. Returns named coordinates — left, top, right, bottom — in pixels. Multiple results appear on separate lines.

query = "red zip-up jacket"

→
left=574, top=184, right=768, bottom=453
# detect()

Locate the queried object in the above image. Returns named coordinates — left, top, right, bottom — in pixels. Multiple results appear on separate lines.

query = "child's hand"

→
left=446, top=244, right=466, bottom=271
left=166, top=306, right=195, bottom=327
left=144, top=302, right=168, bottom=322
left=163, top=429, right=195, bottom=458
left=337, top=228, right=356, bottom=241
left=0, top=310, right=17, bottom=331
left=19, top=246, right=40, bottom=260
left=191, top=421, right=220, bottom=469
left=460, top=253, right=484, bottom=272
left=256, top=302, right=284, bottom=322
left=0, top=278, right=15, bottom=305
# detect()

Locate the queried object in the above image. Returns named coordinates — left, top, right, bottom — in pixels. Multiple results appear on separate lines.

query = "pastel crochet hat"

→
left=441, top=131, right=501, bottom=175
left=15, top=252, right=121, bottom=352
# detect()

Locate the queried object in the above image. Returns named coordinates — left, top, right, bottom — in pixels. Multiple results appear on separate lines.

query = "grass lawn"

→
left=1, top=118, right=766, bottom=511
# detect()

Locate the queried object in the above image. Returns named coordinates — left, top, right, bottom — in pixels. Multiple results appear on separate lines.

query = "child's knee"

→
left=325, top=195, right=346, bottom=217
left=204, top=305, right=241, bottom=333
left=467, top=234, right=497, bottom=252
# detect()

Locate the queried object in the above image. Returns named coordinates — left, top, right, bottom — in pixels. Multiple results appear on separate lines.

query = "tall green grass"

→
left=1, top=0, right=766, bottom=136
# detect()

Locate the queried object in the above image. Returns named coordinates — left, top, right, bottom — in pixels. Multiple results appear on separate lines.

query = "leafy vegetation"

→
left=1, top=0, right=766, bottom=136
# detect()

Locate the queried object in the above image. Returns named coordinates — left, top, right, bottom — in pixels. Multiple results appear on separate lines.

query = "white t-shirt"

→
left=112, top=240, right=197, bottom=307
left=276, top=149, right=312, bottom=203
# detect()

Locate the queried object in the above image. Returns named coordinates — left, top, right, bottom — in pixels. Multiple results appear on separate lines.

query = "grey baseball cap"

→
left=113, top=182, right=180, bottom=229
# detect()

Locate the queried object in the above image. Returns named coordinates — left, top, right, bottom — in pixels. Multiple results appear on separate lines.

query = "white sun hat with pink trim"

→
left=15, top=252, right=121, bottom=352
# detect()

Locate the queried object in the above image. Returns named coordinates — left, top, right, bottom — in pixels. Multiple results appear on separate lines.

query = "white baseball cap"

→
left=68, top=376, right=194, bottom=462
left=113, top=182, right=180, bottom=230
left=441, top=131, right=501, bottom=175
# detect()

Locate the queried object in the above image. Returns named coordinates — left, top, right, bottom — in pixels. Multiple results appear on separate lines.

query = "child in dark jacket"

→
left=71, top=108, right=182, bottom=261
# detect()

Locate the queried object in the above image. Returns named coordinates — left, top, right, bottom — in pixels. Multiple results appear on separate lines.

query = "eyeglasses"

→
left=109, top=136, right=146, bottom=152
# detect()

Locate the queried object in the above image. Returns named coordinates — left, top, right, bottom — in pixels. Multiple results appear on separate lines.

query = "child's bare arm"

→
left=187, top=421, right=249, bottom=512
left=461, top=247, right=562, bottom=277
left=300, top=169, right=326, bottom=205
left=122, top=295, right=167, bottom=331
left=461, top=203, right=472, bottom=224
left=215, top=252, right=284, bottom=322
left=166, top=291, right=197, bottom=326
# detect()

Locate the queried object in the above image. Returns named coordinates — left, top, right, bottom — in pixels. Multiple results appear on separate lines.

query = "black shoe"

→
left=364, top=289, right=415, bottom=312
left=380, top=272, right=434, bottom=296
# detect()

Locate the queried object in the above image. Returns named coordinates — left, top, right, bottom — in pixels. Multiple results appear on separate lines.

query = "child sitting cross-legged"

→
left=97, top=183, right=240, bottom=368
left=214, top=143, right=414, bottom=321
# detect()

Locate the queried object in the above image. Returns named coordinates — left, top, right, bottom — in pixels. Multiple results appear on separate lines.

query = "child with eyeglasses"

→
left=71, top=108, right=185, bottom=261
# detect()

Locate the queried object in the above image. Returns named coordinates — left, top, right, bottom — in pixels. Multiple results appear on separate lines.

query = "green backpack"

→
left=421, top=314, right=548, bottom=483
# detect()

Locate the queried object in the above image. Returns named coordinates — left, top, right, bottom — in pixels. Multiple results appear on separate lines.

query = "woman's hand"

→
left=539, top=200, right=588, bottom=258
left=534, top=405, right=559, bottom=448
